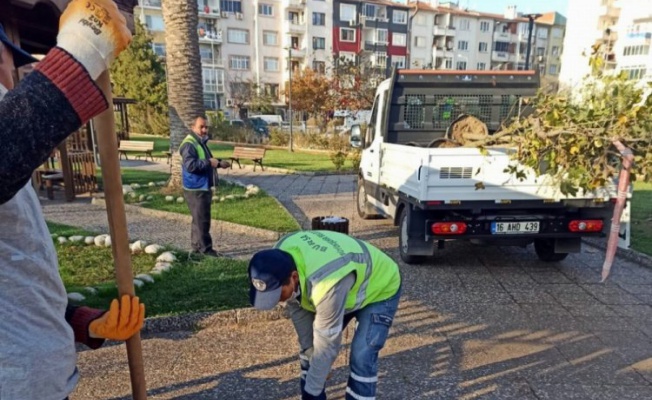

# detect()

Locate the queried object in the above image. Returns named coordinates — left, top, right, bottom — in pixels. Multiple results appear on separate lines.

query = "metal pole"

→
left=525, top=16, right=535, bottom=70
left=288, top=46, right=293, bottom=152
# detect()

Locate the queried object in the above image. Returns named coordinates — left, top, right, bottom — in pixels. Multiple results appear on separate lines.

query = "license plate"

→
left=491, top=221, right=540, bottom=234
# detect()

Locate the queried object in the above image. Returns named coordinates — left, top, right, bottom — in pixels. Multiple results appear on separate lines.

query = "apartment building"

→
left=612, top=0, right=652, bottom=83
left=137, top=0, right=333, bottom=115
left=332, top=0, right=410, bottom=76
left=559, top=0, right=621, bottom=89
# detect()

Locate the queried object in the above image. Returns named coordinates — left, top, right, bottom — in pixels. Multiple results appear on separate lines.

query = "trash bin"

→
left=311, top=216, right=349, bottom=234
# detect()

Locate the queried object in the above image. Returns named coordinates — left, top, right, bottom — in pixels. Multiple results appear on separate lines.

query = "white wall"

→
left=558, top=0, right=602, bottom=89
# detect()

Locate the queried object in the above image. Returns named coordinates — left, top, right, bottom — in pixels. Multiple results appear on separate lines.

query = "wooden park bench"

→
left=229, top=146, right=266, bottom=171
left=118, top=140, right=155, bottom=161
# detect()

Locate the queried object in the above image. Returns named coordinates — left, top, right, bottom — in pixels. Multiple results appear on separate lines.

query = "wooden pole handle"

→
left=93, top=71, right=148, bottom=399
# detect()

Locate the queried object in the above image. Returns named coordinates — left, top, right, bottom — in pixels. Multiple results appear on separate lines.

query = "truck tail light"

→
left=568, top=220, right=603, bottom=232
left=432, top=222, right=467, bottom=235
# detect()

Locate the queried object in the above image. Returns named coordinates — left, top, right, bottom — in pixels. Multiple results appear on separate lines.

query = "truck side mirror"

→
left=350, top=124, right=363, bottom=148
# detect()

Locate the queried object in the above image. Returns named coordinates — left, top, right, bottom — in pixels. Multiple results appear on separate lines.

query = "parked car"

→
left=229, top=119, right=246, bottom=128
left=247, top=117, right=270, bottom=136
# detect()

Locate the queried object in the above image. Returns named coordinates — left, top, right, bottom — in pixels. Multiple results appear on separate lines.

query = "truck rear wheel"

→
left=356, top=179, right=378, bottom=219
left=399, top=208, right=425, bottom=264
left=534, top=239, right=569, bottom=262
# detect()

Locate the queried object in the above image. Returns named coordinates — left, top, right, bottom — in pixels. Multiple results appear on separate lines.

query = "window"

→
left=199, top=45, right=213, bottom=63
left=477, top=62, right=486, bottom=70
left=263, top=84, right=279, bottom=99
left=622, top=66, right=647, bottom=80
left=364, top=4, right=387, bottom=19
left=264, top=57, right=279, bottom=71
left=263, top=31, right=278, bottom=46
left=456, top=61, right=467, bottom=70
left=552, top=27, right=564, bottom=38
left=536, top=47, right=545, bottom=56
left=393, top=33, right=406, bottom=47
left=457, top=40, right=468, bottom=51
left=258, top=3, right=273, bottom=16
left=548, top=64, right=558, bottom=75
left=494, top=42, right=509, bottom=52
left=152, top=43, right=166, bottom=57
left=145, top=15, right=164, bottom=31
left=312, top=12, right=326, bottom=26
left=374, top=52, right=387, bottom=68
left=313, top=37, right=326, bottom=50
left=392, top=55, right=406, bottom=68
left=480, top=21, right=490, bottom=32
left=203, top=93, right=218, bottom=110
left=288, top=11, right=302, bottom=24
left=340, top=4, right=356, bottom=22
left=445, top=58, right=453, bottom=69
left=202, top=68, right=224, bottom=93
left=376, top=29, right=388, bottom=44
left=230, top=55, right=250, bottom=70
left=341, top=28, right=356, bottom=42
left=313, top=61, right=326, bottom=74
left=537, top=28, right=548, bottom=39
left=459, top=18, right=470, bottom=30
left=220, top=0, right=242, bottom=13
left=551, top=46, right=560, bottom=56
left=393, top=10, right=407, bottom=24
left=227, top=29, right=249, bottom=44
left=415, top=36, right=426, bottom=48
left=623, top=45, right=650, bottom=56
left=478, top=42, right=488, bottom=52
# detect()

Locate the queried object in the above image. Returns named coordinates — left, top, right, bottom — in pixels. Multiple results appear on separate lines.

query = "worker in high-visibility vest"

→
left=248, top=230, right=402, bottom=400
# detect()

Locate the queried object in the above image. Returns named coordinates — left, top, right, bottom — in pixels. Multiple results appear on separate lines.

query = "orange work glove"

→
left=89, top=295, right=145, bottom=340
left=57, top=0, right=133, bottom=79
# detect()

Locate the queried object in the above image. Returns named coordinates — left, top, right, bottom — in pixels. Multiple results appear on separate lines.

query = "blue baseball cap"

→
left=248, top=249, right=296, bottom=310
left=0, top=24, right=38, bottom=67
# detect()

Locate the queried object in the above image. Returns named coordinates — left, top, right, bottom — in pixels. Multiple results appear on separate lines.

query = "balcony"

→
left=493, top=31, right=515, bottom=42
left=199, top=9, right=221, bottom=18
left=141, top=0, right=161, bottom=8
left=599, top=3, right=620, bottom=19
left=198, top=29, right=222, bottom=44
left=288, top=19, right=305, bottom=34
left=364, top=40, right=388, bottom=52
left=285, top=0, right=306, bottom=9
left=289, top=47, right=306, bottom=58
left=201, top=56, right=224, bottom=67
left=492, top=50, right=510, bottom=61
left=433, top=25, right=455, bottom=36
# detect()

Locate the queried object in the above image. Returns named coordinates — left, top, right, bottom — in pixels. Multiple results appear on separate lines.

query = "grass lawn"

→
left=129, top=134, right=354, bottom=172
left=48, top=222, right=250, bottom=316
left=631, top=181, right=652, bottom=256
left=98, top=168, right=299, bottom=232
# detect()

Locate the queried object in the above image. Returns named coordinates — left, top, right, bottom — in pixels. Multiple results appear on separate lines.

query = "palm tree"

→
left=162, top=0, right=204, bottom=188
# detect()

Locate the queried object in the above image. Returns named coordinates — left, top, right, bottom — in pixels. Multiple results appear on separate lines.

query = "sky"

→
left=458, top=0, right=570, bottom=16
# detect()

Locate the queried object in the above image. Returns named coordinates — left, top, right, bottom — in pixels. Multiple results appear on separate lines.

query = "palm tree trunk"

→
left=162, top=0, right=204, bottom=188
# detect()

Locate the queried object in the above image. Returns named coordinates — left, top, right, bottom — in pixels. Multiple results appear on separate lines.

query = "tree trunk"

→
left=162, top=0, right=204, bottom=189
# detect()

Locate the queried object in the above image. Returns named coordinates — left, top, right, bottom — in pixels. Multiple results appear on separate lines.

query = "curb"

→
left=583, top=237, right=652, bottom=268
left=223, top=163, right=355, bottom=176
left=142, top=307, right=287, bottom=334
left=91, top=197, right=284, bottom=241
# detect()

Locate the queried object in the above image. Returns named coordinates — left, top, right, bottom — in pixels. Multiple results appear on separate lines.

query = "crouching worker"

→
left=248, top=230, right=401, bottom=400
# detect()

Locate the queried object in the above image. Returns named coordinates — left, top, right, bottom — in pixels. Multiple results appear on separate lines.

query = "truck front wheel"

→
left=399, top=208, right=425, bottom=264
left=356, top=179, right=378, bottom=219
left=534, top=239, right=569, bottom=262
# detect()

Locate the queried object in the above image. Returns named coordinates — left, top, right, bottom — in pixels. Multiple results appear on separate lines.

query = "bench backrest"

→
left=232, top=146, right=266, bottom=159
left=118, top=140, right=154, bottom=151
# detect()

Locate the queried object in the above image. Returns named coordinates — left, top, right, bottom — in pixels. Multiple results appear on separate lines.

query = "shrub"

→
left=349, top=149, right=362, bottom=171
left=330, top=150, right=347, bottom=171
left=269, top=128, right=289, bottom=146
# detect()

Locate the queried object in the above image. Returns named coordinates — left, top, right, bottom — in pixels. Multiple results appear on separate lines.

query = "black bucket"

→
left=311, top=216, right=350, bottom=234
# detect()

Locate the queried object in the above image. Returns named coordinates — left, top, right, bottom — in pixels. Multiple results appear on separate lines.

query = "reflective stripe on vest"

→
left=276, top=231, right=375, bottom=312
left=181, top=135, right=206, bottom=159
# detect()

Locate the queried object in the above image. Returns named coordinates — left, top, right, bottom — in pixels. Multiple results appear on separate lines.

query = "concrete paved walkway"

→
left=40, top=160, right=652, bottom=400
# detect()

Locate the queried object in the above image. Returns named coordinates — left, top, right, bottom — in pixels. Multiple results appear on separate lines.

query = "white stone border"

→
left=126, top=181, right=261, bottom=205
left=51, top=233, right=178, bottom=302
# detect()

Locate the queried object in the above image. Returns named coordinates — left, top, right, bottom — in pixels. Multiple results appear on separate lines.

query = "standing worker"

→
left=0, top=1, right=144, bottom=399
left=180, top=116, right=230, bottom=257
left=248, top=230, right=402, bottom=400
